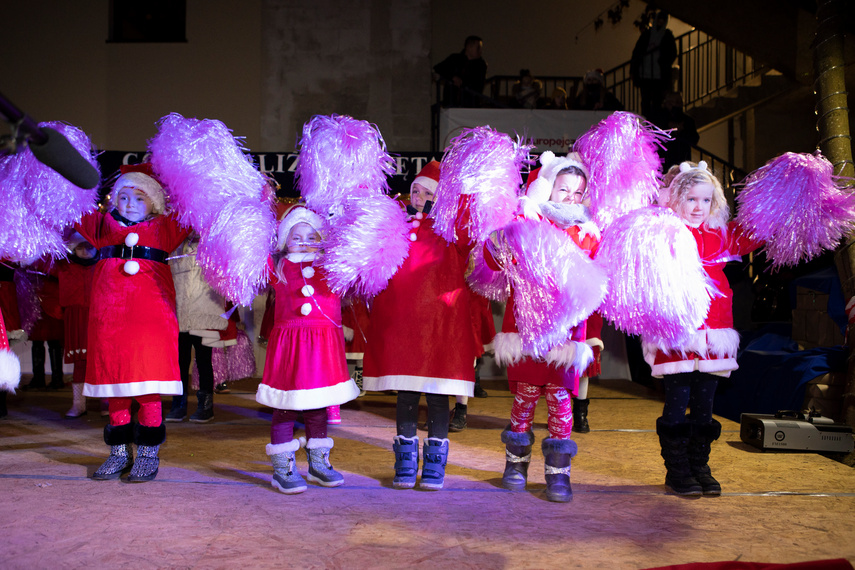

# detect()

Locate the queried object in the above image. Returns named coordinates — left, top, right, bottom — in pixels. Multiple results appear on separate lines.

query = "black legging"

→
left=178, top=332, right=214, bottom=394
left=661, top=370, right=718, bottom=425
left=396, top=390, right=449, bottom=439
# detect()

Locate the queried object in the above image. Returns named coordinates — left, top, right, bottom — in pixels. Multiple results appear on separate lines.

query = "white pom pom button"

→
left=415, top=212, right=424, bottom=220
left=302, top=266, right=315, bottom=279
left=409, top=233, right=417, bottom=242
left=124, top=233, right=139, bottom=247
left=300, top=302, right=312, bottom=316
left=412, top=220, right=420, bottom=228
left=124, top=260, right=140, bottom=275
left=301, top=284, right=315, bottom=297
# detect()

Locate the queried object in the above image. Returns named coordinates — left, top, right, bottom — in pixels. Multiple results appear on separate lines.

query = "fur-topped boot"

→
left=268, top=439, right=307, bottom=494
left=420, top=437, right=450, bottom=490
left=92, top=423, right=134, bottom=480
left=656, top=418, right=702, bottom=496
left=500, top=426, right=534, bottom=490
left=688, top=418, right=722, bottom=495
left=541, top=437, right=578, bottom=503
left=572, top=398, right=590, bottom=433
left=306, top=437, right=344, bottom=487
left=128, top=423, right=166, bottom=482
left=392, top=435, right=419, bottom=489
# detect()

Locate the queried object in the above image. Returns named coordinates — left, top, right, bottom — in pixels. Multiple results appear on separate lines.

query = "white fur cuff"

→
left=266, top=439, right=302, bottom=455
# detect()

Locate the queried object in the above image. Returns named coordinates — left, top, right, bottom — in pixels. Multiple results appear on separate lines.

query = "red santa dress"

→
left=342, top=298, right=370, bottom=361
left=362, top=214, right=479, bottom=397
left=76, top=211, right=189, bottom=398
left=57, top=257, right=96, bottom=369
left=256, top=254, right=359, bottom=410
left=643, top=222, right=761, bottom=378
left=490, top=217, right=600, bottom=397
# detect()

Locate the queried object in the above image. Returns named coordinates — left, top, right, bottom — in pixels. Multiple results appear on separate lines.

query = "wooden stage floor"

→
left=1, top=377, right=853, bottom=569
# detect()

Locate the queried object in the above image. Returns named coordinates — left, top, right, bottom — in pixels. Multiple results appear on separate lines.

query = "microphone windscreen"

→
left=29, top=127, right=100, bottom=189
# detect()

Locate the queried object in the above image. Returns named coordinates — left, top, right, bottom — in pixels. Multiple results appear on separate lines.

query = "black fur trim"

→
left=690, top=418, right=722, bottom=440
left=103, top=423, right=134, bottom=446
left=133, top=423, right=166, bottom=446
left=656, top=417, right=693, bottom=438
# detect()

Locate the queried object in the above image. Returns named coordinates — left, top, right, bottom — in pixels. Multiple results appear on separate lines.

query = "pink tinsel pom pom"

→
left=597, top=206, right=718, bottom=348
left=496, top=218, right=607, bottom=358
left=431, top=126, right=531, bottom=245
left=295, top=115, right=396, bottom=216
left=574, top=111, right=668, bottom=231
left=0, top=122, right=99, bottom=262
left=321, top=195, right=410, bottom=299
left=149, top=113, right=275, bottom=305
left=466, top=244, right=511, bottom=302
left=735, top=151, right=855, bottom=268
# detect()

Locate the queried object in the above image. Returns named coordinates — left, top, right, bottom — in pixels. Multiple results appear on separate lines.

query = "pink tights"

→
left=108, top=394, right=162, bottom=427
left=510, top=382, right=573, bottom=439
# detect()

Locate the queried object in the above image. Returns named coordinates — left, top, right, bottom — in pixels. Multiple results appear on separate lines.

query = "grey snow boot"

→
left=306, top=437, right=344, bottom=487
left=267, top=440, right=307, bottom=495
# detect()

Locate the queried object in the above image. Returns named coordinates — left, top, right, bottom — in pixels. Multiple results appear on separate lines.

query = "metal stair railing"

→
left=605, top=28, right=769, bottom=116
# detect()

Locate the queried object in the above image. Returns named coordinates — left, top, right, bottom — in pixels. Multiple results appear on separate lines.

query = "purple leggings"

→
left=271, top=408, right=327, bottom=444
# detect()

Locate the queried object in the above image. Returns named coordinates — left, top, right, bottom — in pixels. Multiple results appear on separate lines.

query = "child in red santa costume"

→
left=645, top=161, right=762, bottom=496
left=76, top=164, right=190, bottom=482
left=258, top=205, right=359, bottom=495
left=56, top=232, right=98, bottom=418
left=485, top=151, right=602, bottom=502
left=362, top=158, right=481, bottom=490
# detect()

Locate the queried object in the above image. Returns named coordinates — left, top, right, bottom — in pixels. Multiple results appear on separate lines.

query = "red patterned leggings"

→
left=108, top=394, right=162, bottom=427
left=510, top=382, right=573, bottom=439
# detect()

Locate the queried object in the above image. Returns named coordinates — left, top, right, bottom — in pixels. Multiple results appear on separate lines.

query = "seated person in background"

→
left=574, top=69, right=624, bottom=111
left=512, top=69, right=543, bottom=109
left=542, top=87, right=568, bottom=110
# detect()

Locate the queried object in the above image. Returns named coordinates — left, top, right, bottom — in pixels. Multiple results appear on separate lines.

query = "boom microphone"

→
left=0, top=91, right=100, bottom=189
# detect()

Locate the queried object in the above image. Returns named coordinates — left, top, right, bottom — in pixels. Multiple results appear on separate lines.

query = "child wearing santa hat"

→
left=363, top=159, right=482, bottom=490
left=75, top=163, right=189, bottom=482
left=486, top=151, right=600, bottom=502
left=258, top=205, right=359, bottom=495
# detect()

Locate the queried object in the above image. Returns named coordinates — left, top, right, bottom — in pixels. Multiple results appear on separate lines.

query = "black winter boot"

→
left=688, top=418, right=722, bottom=495
left=47, top=341, right=65, bottom=389
left=448, top=402, right=467, bottom=432
left=128, top=423, right=166, bottom=482
left=189, top=390, right=214, bottom=423
left=541, top=437, right=578, bottom=502
left=27, top=342, right=46, bottom=389
left=500, top=426, right=534, bottom=490
left=572, top=398, right=590, bottom=433
left=164, top=394, right=187, bottom=422
left=92, top=423, right=134, bottom=480
left=656, top=418, right=702, bottom=496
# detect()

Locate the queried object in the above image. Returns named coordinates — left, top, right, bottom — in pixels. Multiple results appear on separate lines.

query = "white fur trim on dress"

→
left=83, top=380, right=183, bottom=398
left=493, top=332, right=593, bottom=372
left=0, top=349, right=21, bottom=393
left=266, top=439, right=302, bottom=456
left=256, top=378, right=360, bottom=410
left=362, top=374, right=474, bottom=398
left=644, top=328, right=740, bottom=358
left=306, top=437, right=335, bottom=450
left=585, top=337, right=605, bottom=350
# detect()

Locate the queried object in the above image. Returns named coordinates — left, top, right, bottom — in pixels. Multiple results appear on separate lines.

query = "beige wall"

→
left=3, top=0, right=263, bottom=151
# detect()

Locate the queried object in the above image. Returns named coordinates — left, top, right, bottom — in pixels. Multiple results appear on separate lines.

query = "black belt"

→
left=99, top=245, right=169, bottom=264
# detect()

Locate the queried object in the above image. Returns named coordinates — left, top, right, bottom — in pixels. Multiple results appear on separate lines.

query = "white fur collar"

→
left=540, top=202, right=593, bottom=229
left=286, top=252, right=317, bottom=263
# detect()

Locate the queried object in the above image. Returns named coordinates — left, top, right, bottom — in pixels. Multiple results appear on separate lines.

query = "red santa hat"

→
left=110, top=163, right=167, bottom=215
left=0, top=309, right=21, bottom=393
left=411, top=160, right=441, bottom=194
left=276, top=205, right=326, bottom=251
left=521, top=151, right=589, bottom=219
